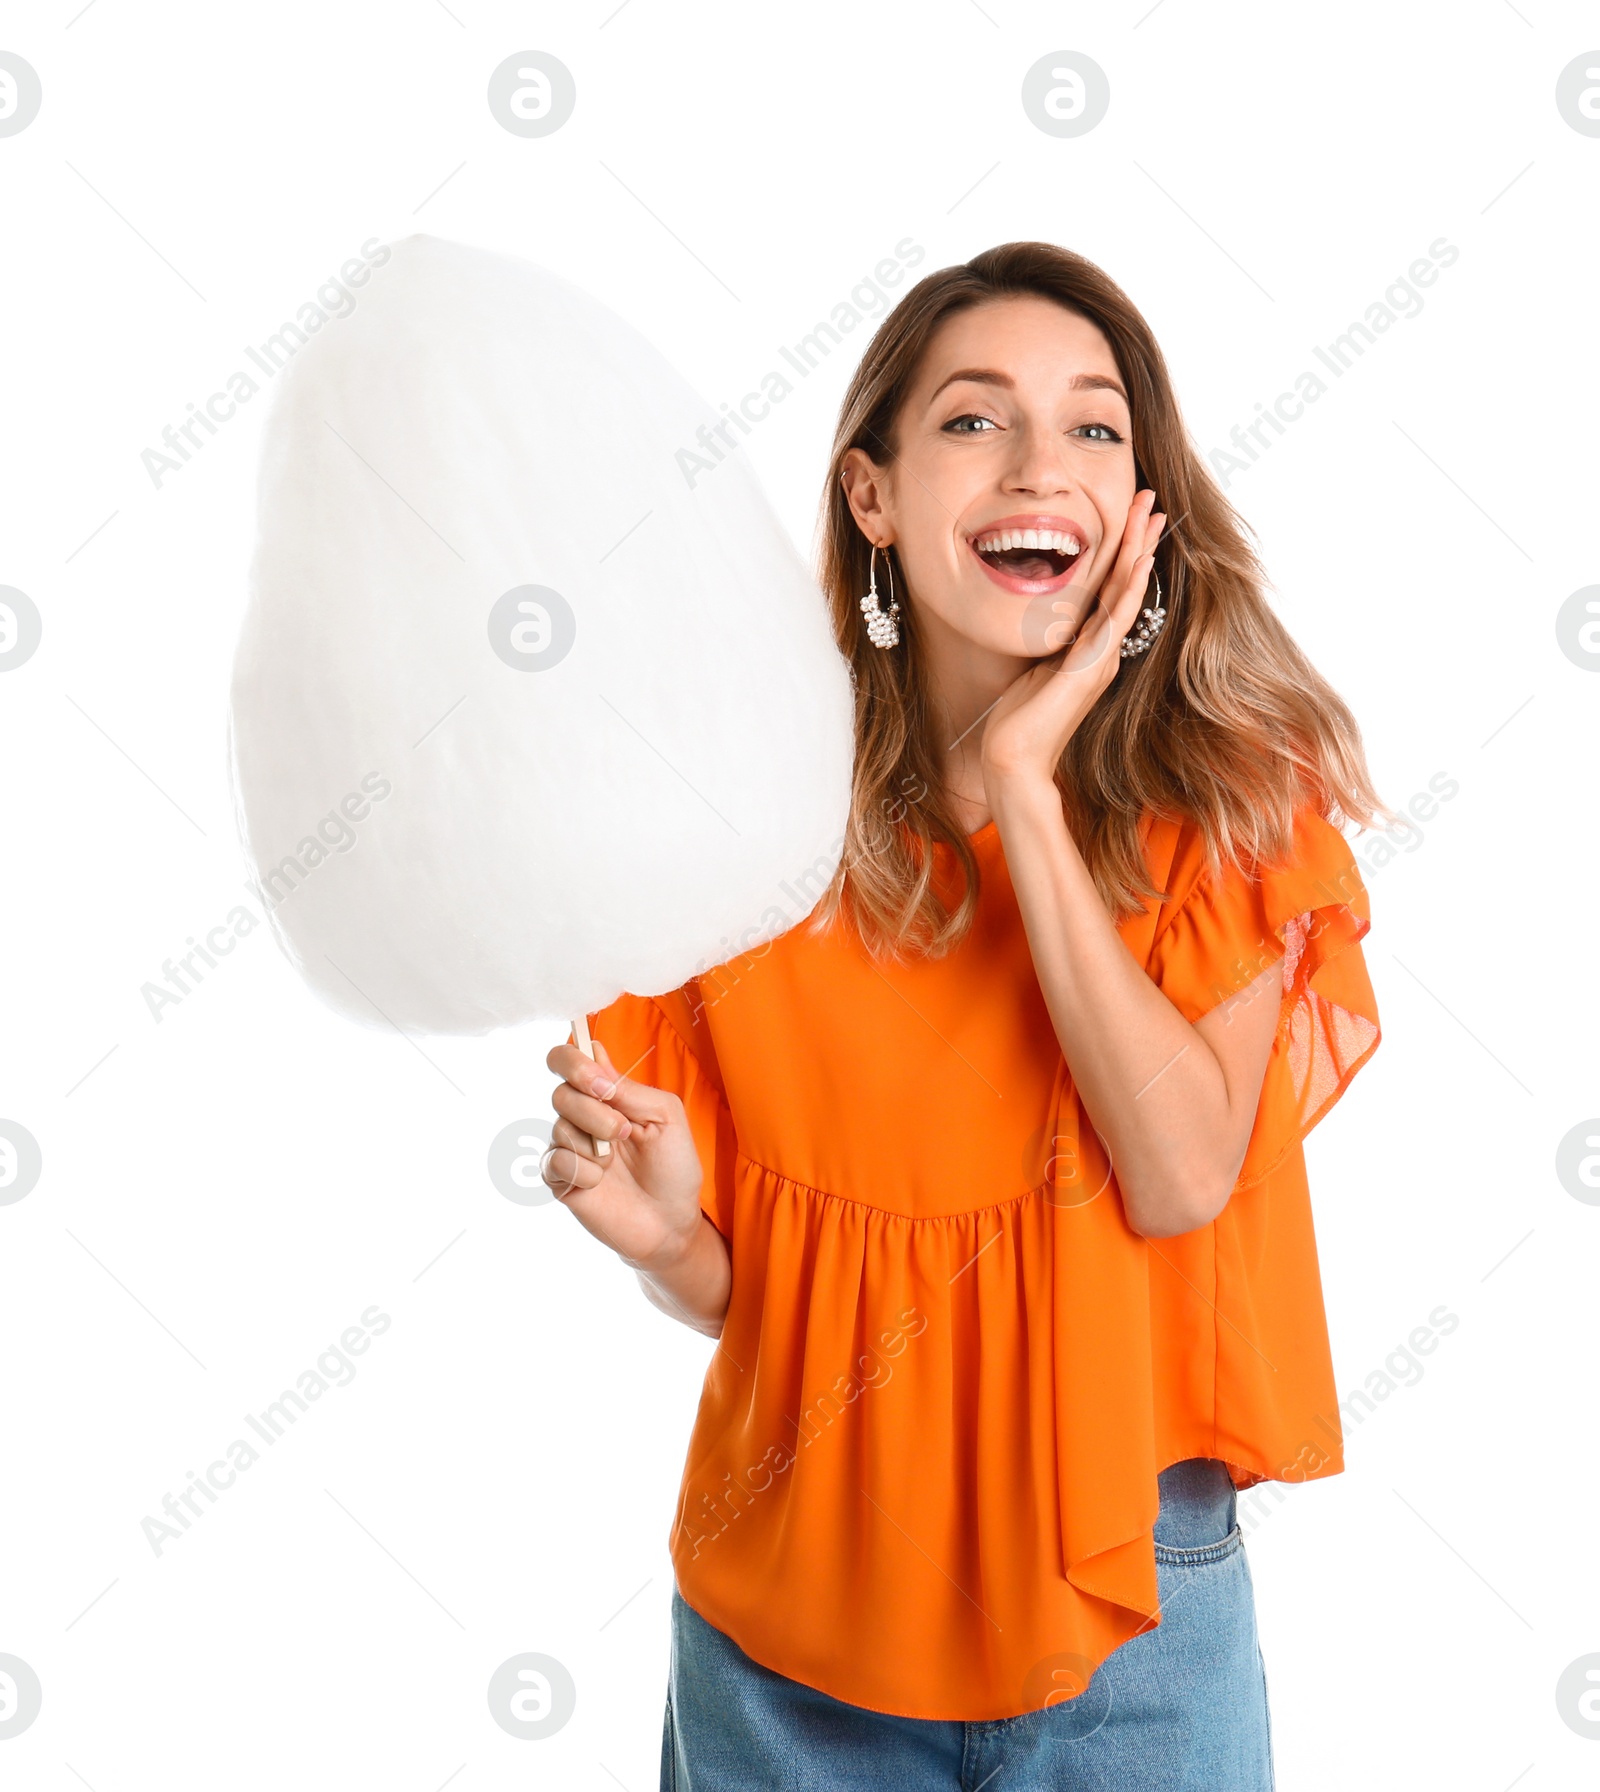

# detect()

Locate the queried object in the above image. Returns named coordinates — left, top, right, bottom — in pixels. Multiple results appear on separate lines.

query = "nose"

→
left=1000, top=418, right=1076, bottom=497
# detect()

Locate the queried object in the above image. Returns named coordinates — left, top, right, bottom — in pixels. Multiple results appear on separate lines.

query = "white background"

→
left=1, top=2, right=1595, bottom=1787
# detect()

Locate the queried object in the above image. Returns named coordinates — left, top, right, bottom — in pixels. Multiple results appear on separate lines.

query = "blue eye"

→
left=1075, top=422, right=1124, bottom=442
left=943, top=414, right=999, bottom=434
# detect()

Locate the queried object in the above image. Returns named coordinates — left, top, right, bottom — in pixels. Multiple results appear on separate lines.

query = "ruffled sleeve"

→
left=1144, top=806, right=1380, bottom=1189
left=583, top=982, right=738, bottom=1240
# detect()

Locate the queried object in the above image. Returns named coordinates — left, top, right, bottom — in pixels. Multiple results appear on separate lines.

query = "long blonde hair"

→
left=811, top=240, right=1386, bottom=956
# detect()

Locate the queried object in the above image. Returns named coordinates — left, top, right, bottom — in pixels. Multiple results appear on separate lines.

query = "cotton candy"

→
left=229, top=234, right=853, bottom=1034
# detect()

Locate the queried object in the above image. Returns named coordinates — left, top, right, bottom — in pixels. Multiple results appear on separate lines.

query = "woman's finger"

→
left=548, top=1039, right=647, bottom=1110
left=1056, top=494, right=1155, bottom=674
left=552, top=1079, right=632, bottom=1144
left=1105, top=494, right=1157, bottom=603
left=552, top=1039, right=684, bottom=1130
left=1102, top=505, right=1165, bottom=640
left=1112, top=551, right=1158, bottom=630
left=551, top=1115, right=602, bottom=1163
left=542, top=1140, right=603, bottom=1196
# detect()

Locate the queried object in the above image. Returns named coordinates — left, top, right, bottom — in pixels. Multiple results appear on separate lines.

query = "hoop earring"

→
left=860, top=543, right=901, bottom=649
left=1119, top=567, right=1167, bottom=659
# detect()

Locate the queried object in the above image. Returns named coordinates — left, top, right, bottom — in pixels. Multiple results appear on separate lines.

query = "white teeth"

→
left=973, top=527, right=1081, bottom=555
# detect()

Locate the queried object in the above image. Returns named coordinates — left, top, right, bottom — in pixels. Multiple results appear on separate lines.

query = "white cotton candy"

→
left=229, top=234, right=854, bottom=1033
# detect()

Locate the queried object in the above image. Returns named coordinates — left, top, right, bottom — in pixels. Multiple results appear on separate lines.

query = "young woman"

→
left=542, top=241, right=1384, bottom=1791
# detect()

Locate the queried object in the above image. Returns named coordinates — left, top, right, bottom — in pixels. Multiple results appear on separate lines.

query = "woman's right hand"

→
left=542, top=1035, right=709, bottom=1274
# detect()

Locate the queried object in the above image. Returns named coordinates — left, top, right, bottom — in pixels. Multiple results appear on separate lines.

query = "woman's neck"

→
left=917, top=608, right=1031, bottom=835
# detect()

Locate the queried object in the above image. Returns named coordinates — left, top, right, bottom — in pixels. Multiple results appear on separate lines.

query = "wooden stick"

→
left=570, top=1013, right=612, bottom=1161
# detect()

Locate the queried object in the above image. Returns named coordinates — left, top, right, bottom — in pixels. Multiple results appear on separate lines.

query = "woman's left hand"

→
left=979, top=488, right=1166, bottom=791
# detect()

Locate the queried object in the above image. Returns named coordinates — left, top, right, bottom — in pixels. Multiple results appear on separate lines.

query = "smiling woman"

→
left=548, top=240, right=1387, bottom=1791
left=817, top=243, right=1387, bottom=956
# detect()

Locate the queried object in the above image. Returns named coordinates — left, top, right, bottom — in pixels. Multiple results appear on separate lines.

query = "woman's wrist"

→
left=631, top=1212, right=730, bottom=1337
left=985, top=765, right=1067, bottom=833
left=625, top=1205, right=711, bottom=1279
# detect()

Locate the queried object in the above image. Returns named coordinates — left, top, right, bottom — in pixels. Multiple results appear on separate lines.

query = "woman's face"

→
left=843, top=295, right=1141, bottom=659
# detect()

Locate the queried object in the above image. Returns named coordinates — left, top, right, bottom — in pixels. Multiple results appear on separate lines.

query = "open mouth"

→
left=968, top=525, right=1086, bottom=592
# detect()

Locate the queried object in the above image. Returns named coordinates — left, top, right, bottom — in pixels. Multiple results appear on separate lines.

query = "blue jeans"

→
left=661, top=1457, right=1274, bottom=1791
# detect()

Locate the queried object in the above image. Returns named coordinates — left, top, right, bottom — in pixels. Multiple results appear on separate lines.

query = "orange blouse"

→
left=587, top=805, right=1380, bottom=1721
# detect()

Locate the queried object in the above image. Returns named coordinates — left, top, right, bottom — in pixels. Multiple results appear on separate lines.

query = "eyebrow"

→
left=927, top=367, right=1129, bottom=406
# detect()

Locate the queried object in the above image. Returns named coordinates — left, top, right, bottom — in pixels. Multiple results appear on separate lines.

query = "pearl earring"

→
left=860, top=543, right=901, bottom=649
left=1119, top=568, right=1166, bottom=659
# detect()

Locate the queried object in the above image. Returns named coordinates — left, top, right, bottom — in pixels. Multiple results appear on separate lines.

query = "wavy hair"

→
left=809, top=240, right=1386, bottom=956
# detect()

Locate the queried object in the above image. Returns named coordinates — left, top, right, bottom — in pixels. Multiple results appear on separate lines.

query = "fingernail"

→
left=592, top=1072, right=615, bottom=1097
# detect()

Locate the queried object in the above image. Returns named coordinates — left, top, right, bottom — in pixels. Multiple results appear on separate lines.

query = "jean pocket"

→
left=1152, top=1521, right=1245, bottom=1567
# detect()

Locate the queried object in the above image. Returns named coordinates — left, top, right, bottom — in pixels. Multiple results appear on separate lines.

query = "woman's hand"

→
left=979, top=488, right=1166, bottom=795
left=544, top=1037, right=706, bottom=1267
left=542, top=1037, right=730, bottom=1335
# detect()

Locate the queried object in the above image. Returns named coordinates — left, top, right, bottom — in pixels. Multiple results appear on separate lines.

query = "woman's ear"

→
left=839, top=448, right=894, bottom=548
